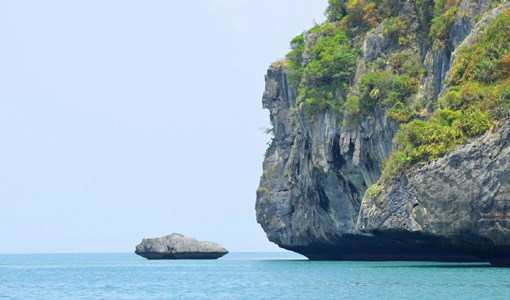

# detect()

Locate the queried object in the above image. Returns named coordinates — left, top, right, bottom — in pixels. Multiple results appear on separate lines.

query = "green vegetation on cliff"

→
left=344, top=15, right=422, bottom=124
left=286, top=23, right=359, bottom=115
left=284, top=0, right=426, bottom=116
left=274, top=0, right=509, bottom=179
left=430, top=0, right=459, bottom=48
left=345, top=70, right=420, bottom=122
left=383, top=9, right=510, bottom=179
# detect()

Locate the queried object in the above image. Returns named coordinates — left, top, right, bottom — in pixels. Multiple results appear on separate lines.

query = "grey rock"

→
left=257, top=66, right=396, bottom=252
left=423, top=0, right=500, bottom=101
left=358, top=121, right=510, bottom=266
left=135, top=233, right=228, bottom=260
left=256, top=1, right=510, bottom=265
left=362, top=25, right=384, bottom=62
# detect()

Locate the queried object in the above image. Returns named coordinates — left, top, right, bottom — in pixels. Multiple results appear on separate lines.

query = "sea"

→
left=1, top=252, right=509, bottom=300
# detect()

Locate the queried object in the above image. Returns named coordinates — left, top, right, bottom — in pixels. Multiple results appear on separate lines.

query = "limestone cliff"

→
left=358, top=120, right=510, bottom=266
left=256, top=0, right=510, bottom=266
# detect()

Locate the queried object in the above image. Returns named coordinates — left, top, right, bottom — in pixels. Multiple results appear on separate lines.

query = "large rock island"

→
left=135, top=233, right=228, bottom=260
left=256, top=0, right=510, bottom=266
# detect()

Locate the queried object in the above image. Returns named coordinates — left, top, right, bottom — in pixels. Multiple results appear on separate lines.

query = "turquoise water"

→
left=1, top=253, right=509, bottom=300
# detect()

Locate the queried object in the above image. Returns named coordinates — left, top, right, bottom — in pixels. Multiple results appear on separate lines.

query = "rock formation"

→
left=358, top=120, right=510, bottom=266
left=135, top=233, right=228, bottom=260
left=256, top=0, right=510, bottom=266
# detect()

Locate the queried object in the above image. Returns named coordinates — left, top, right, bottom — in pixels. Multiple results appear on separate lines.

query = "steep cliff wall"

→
left=256, top=0, right=510, bottom=265
left=358, top=120, right=510, bottom=265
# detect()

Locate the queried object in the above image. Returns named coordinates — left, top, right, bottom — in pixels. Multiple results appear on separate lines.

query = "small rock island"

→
left=135, top=233, right=228, bottom=260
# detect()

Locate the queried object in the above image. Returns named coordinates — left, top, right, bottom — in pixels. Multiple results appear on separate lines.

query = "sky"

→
left=0, top=0, right=327, bottom=253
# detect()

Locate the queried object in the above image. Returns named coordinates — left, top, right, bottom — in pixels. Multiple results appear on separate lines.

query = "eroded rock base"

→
left=490, top=260, right=510, bottom=267
left=135, top=252, right=227, bottom=260
left=282, top=233, right=510, bottom=266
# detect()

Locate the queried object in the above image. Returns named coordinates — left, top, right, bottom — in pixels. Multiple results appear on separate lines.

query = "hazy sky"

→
left=0, top=0, right=327, bottom=253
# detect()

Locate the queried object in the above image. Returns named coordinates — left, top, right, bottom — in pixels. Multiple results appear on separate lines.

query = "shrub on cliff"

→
left=390, top=108, right=489, bottom=166
left=382, top=9, right=510, bottom=179
left=286, top=34, right=305, bottom=86
left=449, top=9, right=510, bottom=84
left=326, top=0, right=347, bottom=21
left=346, top=71, right=418, bottom=122
left=383, top=16, right=410, bottom=46
left=279, top=2, right=508, bottom=178
left=430, top=6, right=458, bottom=47
left=303, top=23, right=357, bottom=87
left=285, top=23, right=359, bottom=115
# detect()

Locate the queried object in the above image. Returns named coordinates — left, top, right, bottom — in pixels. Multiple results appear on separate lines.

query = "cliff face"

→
left=256, top=0, right=510, bottom=265
left=358, top=120, right=510, bottom=265
left=257, top=67, right=395, bottom=248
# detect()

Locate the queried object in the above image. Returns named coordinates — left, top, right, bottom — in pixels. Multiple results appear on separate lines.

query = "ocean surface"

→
left=1, top=252, right=509, bottom=300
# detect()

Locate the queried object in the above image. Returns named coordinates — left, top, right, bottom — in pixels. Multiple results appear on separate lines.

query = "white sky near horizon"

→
left=0, top=0, right=327, bottom=253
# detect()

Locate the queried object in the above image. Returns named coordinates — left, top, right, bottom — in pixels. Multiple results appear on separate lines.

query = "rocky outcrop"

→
left=358, top=120, right=510, bottom=266
left=135, top=234, right=228, bottom=260
left=422, top=0, right=496, bottom=101
left=256, top=0, right=510, bottom=265
left=257, top=66, right=395, bottom=254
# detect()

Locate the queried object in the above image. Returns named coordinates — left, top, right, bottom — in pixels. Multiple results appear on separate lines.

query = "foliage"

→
left=285, top=23, right=359, bottom=115
left=383, top=108, right=491, bottom=179
left=386, top=102, right=415, bottom=123
left=366, top=183, right=382, bottom=198
left=388, top=51, right=425, bottom=78
left=340, top=0, right=379, bottom=34
left=383, top=17, right=409, bottom=46
left=278, top=0, right=509, bottom=186
left=303, top=23, right=358, bottom=87
left=381, top=10, right=510, bottom=180
left=286, top=34, right=305, bottom=85
left=275, top=0, right=510, bottom=188
left=331, top=0, right=405, bottom=36
left=372, top=0, right=404, bottom=18
left=449, top=9, right=510, bottom=84
left=345, top=95, right=361, bottom=115
left=326, top=0, right=347, bottom=21
left=300, top=85, right=344, bottom=115
left=430, top=6, right=458, bottom=47
left=347, top=71, right=419, bottom=122
left=456, top=108, right=492, bottom=137
left=502, top=85, right=510, bottom=110
left=286, top=0, right=421, bottom=117
left=271, top=59, right=288, bottom=70
left=429, top=0, right=507, bottom=47
left=357, top=71, right=393, bottom=112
